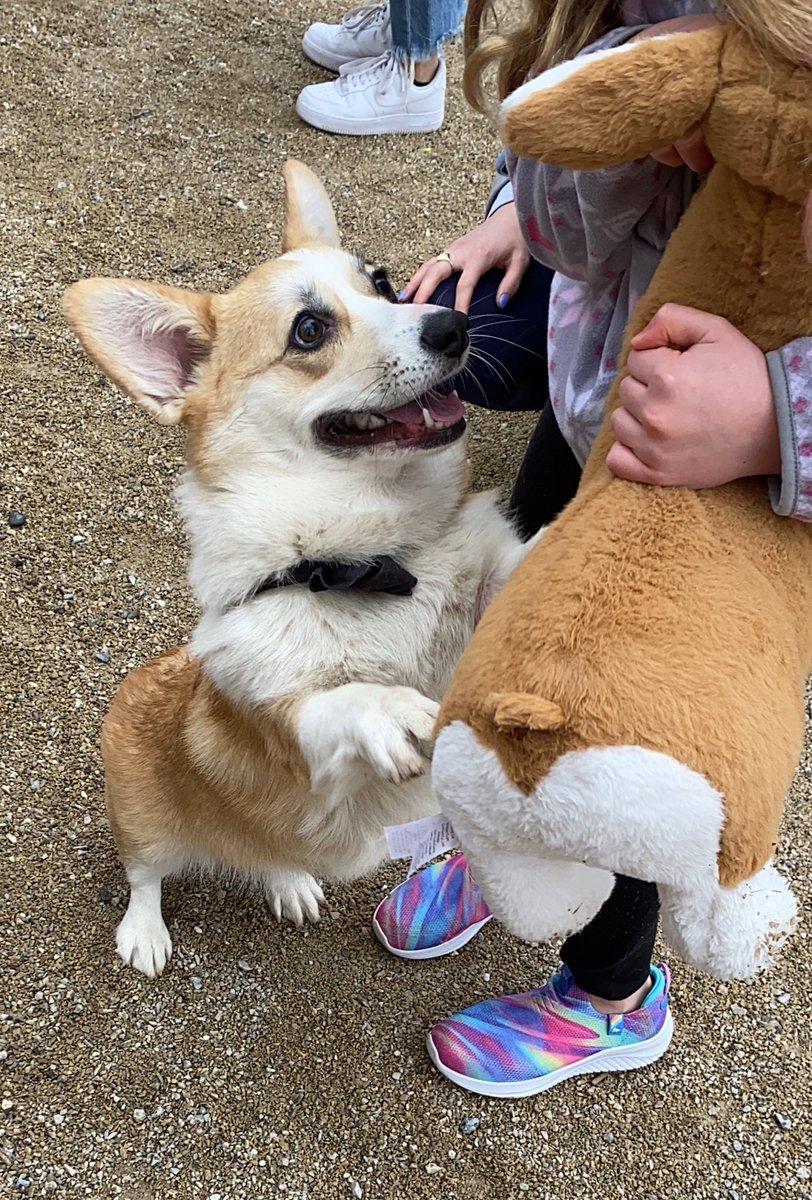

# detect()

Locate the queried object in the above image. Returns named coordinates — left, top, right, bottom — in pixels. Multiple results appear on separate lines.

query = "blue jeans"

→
left=389, top=0, right=465, bottom=60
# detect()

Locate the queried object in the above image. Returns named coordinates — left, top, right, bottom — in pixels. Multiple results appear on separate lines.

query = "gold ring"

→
left=434, top=252, right=456, bottom=270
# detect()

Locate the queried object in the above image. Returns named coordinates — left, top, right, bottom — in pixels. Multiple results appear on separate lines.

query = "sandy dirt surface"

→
left=1, top=0, right=810, bottom=1197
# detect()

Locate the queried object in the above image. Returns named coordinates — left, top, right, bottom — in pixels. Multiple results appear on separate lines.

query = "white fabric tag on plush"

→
left=384, top=813, right=458, bottom=877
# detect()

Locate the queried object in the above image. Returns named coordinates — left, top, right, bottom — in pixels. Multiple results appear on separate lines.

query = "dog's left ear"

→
left=282, top=160, right=341, bottom=252
left=64, top=279, right=216, bottom=425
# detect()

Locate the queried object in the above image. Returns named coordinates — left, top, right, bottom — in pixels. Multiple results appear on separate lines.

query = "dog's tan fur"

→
left=65, top=161, right=526, bottom=975
left=432, top=25, right=812, bottom=978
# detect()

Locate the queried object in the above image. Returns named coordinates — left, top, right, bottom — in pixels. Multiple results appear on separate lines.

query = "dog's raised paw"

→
left=364, top=687, right=440, bottom=783
left=263, top=869, right=325, bottom=926
left=116, top=909, right=173, bottom=978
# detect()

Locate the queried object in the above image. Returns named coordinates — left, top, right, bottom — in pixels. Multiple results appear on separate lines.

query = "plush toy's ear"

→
left=501, top=25, right=727, bottom=169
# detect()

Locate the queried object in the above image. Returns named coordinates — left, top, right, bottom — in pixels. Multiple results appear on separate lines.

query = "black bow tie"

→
left=250, top=555, right=417, bottom=600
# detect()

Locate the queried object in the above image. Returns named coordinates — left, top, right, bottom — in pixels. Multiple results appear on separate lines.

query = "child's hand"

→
left=400, top=203, right=530, bottom=314
left=607, top=303, right=780, bottom=488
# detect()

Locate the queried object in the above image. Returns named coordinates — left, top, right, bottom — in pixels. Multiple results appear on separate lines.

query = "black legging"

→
left=430, top=263, right=659, bottom=1000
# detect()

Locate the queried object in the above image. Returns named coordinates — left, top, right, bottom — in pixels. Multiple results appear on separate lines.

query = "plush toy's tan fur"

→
left=433, top=25, right=812, bottom=975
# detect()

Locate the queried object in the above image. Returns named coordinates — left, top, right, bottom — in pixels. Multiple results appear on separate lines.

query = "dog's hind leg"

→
left=262, top=866, right=325, bottom=925
left=116, top=857, right=181, bottom=978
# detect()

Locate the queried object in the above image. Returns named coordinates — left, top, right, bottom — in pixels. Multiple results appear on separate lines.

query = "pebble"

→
left=8, top=510, right=26, bottom=528
left=191, top=977, right=203, bottom=991
left=133, top=1109, right=146, bottom=1124
left=774, top=1113, right=792, bottom=1131
left=797, top=1167, right=810, bottom=1181
left=603, top=1132, right=615, bottom=1144
left=95, top=650, right=110, bottom=663
left=777, top=993, right=791, bottom=1005
left=351, top=1182, right=362, bottom=1198
left=459, top=1117, right=480, bottom=1135
left=425, top=1163, right=441, bottom=1175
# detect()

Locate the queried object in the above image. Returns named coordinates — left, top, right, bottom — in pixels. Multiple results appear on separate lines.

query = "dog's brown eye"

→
left=292, top=313, right=327, bottom=350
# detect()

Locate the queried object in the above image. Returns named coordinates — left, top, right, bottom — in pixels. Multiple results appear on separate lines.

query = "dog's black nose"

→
left=420, top=309, right=469, bottom=359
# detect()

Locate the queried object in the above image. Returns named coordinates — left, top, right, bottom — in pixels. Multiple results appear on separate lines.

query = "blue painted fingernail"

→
left=497, top=292, right=510, bottom=309
left=397, top=288, right=407, bottom=302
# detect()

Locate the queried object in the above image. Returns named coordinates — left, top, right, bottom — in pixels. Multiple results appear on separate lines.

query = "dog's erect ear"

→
left=63, top=279, right=216, bottom=425
left=282, top=159, right=341, bottom=252
left=501, top=24, right=727, bottom=169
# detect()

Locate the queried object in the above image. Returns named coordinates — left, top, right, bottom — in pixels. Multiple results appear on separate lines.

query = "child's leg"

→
left=430, top=261, right=553, bottom=412
left=560, top=875, right=660, bottom=1010
left=427, top=878, right=673, bottom=1098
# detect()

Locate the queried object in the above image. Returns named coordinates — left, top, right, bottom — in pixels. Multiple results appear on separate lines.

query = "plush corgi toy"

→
left=432, top=22, right=812, bottom=979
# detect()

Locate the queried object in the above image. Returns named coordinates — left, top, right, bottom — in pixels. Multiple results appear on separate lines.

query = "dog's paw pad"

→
left=116, top=912, right=173, bottom=978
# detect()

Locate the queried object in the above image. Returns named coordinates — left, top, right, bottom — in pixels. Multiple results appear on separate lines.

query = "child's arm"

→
left=767, top=341, right=812, bottom=520
left=607, top=304, right=812, bottom=522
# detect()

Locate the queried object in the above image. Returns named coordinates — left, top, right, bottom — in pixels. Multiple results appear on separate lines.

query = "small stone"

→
left=777, top=993, right=791, bottom=1005
left=29, top=780, right=41, bottom=792
left=730, top=1003, right=747, bottom=1016
left=602, top=1132, right=615, bottom=1144
left=774, top=1113, right=792, bottom=1131
left=425, top=1163, right=441, bottom=1175
left=459, top=1117, right=480, bottom=1135
left=95, top=650, right=110, bottom=663
left=191, top=976, right=203, bottom=991
left=351, top=1183, right=363, bottom=1199
left=133, top=1108, right=146, bottom=1123
left=727, top=1190, right=739, bottom=1200
left=237, top=959, right=252, bottom=972
left=8, top=511, right=26, bottom=529
left=98, top=886, right=113, bottom=904
left=170, top=259, right=195, bottom=274
left=796, top=1167, right=810, bottom=1181
left=2, top=1099, right=14, bottom=1111
left=732, top=1140, right=743, bottom=1153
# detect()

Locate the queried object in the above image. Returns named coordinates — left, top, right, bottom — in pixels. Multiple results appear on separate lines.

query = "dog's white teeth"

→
left=421, top=406, right=436, bottom=430
left=346, top=412, right=386, bottom=430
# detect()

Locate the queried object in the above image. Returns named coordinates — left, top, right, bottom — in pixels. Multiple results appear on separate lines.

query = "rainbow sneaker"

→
left=427, top=963, right=673, bottom=1097
left=373, top=853, right=491, bottom=960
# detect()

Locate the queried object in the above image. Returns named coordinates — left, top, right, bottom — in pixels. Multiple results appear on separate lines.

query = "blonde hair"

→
left=463, top=0, right=812, bottom=115
left=462, top=0, right=615, bottom=112
left=723, top=0, right=812, bottom=66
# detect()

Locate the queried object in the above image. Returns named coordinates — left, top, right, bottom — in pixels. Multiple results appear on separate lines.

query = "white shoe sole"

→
left=427, top=1008, right=675, bottom=1098
left=295, top=94, right=443, bottom=135
left=302, top=32, right=354, bottom=73
left=372, top=912, right=492, bottom=960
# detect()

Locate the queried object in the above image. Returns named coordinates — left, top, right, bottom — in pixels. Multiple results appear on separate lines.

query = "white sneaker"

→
left=303, top=3, right=392, bottom=72
left=296, top=52, right=446, bottom=135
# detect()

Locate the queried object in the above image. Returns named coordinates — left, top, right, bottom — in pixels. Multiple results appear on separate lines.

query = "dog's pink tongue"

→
left=385, top=391, right=465, bottom=425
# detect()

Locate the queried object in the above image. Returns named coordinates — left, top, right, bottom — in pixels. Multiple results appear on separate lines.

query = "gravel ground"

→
left=2, top=1, right=810, bottom=1197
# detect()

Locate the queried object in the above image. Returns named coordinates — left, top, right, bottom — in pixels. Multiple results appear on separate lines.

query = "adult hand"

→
left=399, top=202, right=530, bottom=315
left=632, top=15, right=719, bottom=171
left=607, top=303, right=780, bottom=488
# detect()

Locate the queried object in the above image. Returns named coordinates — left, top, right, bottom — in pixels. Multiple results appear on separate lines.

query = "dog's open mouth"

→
left=316, top=390, right=466, bottom=451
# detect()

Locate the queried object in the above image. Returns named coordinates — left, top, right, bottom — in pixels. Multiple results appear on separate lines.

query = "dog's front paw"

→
left=116, top=908, right=173, bottom=978
left=361, top=687, right=440, bottom=783
left=263, top=869, right=325, bottom=925
left=298, top=683, right=440, bottom=794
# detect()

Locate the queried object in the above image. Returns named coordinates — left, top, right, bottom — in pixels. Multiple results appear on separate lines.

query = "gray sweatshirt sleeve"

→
left=767, top=340, right=812, bottom=522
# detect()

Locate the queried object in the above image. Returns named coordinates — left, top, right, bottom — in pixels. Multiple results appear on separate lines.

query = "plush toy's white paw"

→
left=661, top=862, right=798, bottom=980
left=264, top=869, right=325, bottom=925
left=116, top=907, right=173, bottom=978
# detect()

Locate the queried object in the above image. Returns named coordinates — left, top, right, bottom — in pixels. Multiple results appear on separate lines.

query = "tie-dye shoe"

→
left=427, top=962, right=673, bottom=1097
left=373, top=853, right=492, bottom=960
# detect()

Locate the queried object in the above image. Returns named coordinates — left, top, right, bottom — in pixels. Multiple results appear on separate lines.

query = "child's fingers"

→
left=496, top=255, right=529, bottom=309
left=632, top=303, right=717, bottom=351
left=606, top=439, right=660, bottom=485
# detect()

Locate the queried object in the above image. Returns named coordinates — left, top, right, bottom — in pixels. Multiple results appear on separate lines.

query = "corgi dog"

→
left=64, top=161, right=527, bottom=977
